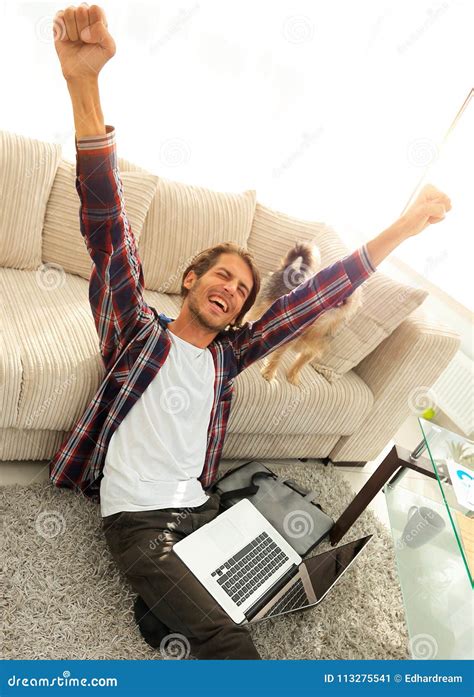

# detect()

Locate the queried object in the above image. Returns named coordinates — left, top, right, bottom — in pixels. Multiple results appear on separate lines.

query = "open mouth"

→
left=208, top=295, right=228, bottom=314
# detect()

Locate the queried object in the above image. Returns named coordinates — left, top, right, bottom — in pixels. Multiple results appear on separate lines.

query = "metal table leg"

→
left=329, top=446, right=404, bottom=545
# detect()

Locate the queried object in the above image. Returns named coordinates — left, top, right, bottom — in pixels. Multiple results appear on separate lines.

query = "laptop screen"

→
left=250, top=535, right=372, bottom=624
left=303, top=535, right=372, bottom=601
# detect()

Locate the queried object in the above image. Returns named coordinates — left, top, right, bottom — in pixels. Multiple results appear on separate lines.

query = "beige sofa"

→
left=0, top=129, right=461, bottom=467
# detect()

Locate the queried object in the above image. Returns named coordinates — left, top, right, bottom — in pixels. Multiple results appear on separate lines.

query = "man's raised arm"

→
left=53, top=4, right=154, bottom=369
left=229, top=184, right=452, bottom=374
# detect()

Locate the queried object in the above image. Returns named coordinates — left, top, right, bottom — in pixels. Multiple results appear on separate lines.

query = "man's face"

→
left=183, top=253, right=254, bottom=332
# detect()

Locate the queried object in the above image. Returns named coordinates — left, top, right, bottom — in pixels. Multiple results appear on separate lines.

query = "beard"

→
left=186, top=280, right=234, bottom=332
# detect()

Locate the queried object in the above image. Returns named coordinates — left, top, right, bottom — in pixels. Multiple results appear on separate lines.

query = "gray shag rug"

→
left=1, top=459, right=409, bottom=660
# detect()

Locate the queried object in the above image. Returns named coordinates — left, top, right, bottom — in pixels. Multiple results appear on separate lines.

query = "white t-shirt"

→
left=100, top=328, right=215, bottom=517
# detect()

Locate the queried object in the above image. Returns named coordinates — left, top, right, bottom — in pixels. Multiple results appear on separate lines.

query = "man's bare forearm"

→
left=67, top=78, right=106, bottom=139
left=366, top=218, right=408, bottom=267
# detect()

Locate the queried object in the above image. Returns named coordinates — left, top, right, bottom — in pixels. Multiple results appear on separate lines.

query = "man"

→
left=51, top=4, right=451, bottom=660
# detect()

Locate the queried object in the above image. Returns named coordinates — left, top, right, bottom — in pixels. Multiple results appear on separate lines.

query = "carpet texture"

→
left=0, top=459, right=409, bottom=660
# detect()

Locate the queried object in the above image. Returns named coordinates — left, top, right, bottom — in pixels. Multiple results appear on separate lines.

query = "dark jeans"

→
left=102, top=491, right=261, bottom=660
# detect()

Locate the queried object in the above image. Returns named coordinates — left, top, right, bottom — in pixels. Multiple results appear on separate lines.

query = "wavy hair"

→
left=180, top=241, right=261, bottom=328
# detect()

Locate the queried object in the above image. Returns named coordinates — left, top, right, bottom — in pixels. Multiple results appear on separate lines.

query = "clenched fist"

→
left=53, top=3, right=116, bottom=82
left=401, top=183, right=452, bottom=237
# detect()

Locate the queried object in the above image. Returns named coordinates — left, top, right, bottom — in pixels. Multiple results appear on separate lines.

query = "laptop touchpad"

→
left=209, top=519, right=240, bottom=552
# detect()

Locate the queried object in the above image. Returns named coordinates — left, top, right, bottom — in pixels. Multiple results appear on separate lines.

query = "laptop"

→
left=174, top=498, right=372, bottom=625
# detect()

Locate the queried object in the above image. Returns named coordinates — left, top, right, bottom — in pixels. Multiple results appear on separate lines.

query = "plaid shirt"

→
left=48, top=125, right=376, bottom=504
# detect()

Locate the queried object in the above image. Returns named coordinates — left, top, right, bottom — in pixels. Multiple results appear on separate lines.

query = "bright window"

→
left=1, top=0, right=472, bottom=311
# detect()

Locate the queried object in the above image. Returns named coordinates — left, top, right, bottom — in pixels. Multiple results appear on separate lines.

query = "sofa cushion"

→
left=0, top=298, right=23, bottom=428
left=0, top=130, right=62, bottom=269
left=228, top=350, right=373, bottom=436
left=1, top=267, right=372, bottom=436
left=118, top=158, right=257, bottom=294
left=310, top=273, right=428, bottom=381
left=246, top=202, right=349, bottom=272
left=0, top=268, right=105, bottom=431
left=246, top=203, right=427, bottom=382
left=42, top=160, right=158, bottom=281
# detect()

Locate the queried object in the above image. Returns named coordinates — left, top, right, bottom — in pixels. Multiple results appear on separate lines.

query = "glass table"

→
left=384, top=417, right=473, bottom=659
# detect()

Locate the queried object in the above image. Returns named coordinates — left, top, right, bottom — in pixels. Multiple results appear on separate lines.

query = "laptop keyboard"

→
left=266, top=577, right=308, bottom=617
left=211, top=531, right=289, bottom=606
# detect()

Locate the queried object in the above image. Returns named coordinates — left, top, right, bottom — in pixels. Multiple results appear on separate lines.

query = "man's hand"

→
left=399, top=183, right=452, bottom=238
left=366, top=183, right=452, bottom=268
left=53, top=3, right=116, bottom=82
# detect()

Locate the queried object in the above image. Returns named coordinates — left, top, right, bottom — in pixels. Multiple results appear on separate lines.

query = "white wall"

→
left=1, top=0, right=472, bottom=315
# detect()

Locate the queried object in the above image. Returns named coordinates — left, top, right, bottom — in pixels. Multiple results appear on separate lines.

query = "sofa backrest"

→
left=0, top=130, right=62, bottom=270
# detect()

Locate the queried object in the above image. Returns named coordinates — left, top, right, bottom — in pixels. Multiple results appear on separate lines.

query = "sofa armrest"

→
left=328, top=305, right=460, bottom=463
